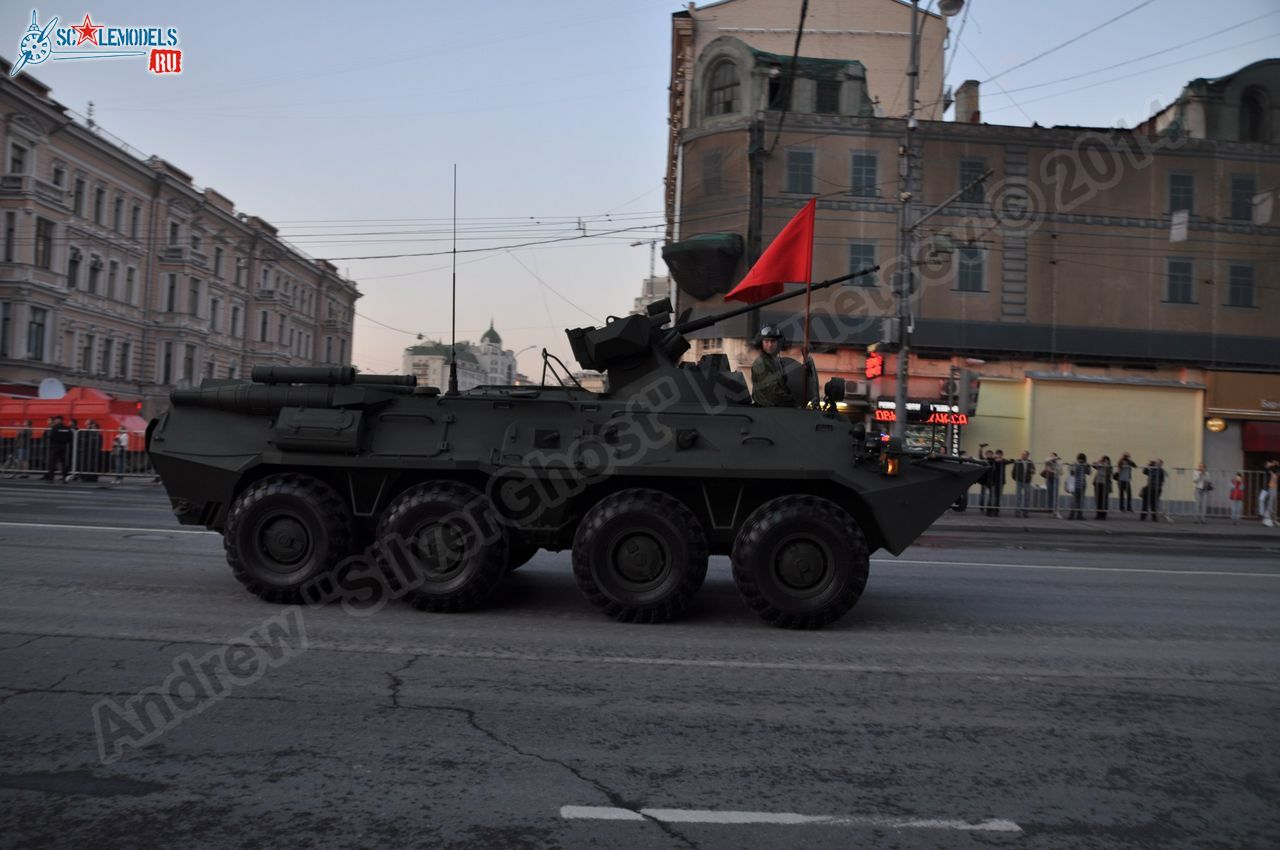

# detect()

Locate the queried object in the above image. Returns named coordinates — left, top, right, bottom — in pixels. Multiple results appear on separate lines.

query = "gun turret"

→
left=564, top=266, right=877, bottom=401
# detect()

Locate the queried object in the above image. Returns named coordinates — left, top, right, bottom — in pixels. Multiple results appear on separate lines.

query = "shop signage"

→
left=864, top=353, right=883, bottom=380
left=873, top=401, right=967, bottom=425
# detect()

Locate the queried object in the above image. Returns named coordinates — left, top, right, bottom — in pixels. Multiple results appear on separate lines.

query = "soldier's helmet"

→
left=757, top=324, right=786, bottom=349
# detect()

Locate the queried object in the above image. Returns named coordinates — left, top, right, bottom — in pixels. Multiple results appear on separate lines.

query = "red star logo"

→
left=71, top=14, right=103, bottom=47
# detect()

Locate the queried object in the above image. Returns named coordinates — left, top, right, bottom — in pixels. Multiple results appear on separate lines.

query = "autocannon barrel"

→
left=250, top=366, right=355, bottom=385
left=353, top=374, right=417, bottom=387
left=170, top=385, right=337, bottom=415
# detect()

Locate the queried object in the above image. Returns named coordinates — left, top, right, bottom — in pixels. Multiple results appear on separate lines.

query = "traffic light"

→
left=957, top=369, right=980, bottom=415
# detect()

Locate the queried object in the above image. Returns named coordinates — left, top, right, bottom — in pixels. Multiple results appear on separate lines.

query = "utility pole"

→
left=892, top=2, right=921, bottom=444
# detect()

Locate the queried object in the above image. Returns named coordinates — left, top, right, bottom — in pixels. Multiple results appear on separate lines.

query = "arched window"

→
left=1239, top=88, right=1269, bottom=143
left=705, top=60, right=739, bottom=117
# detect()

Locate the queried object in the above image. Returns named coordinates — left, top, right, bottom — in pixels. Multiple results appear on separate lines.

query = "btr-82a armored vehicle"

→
left=149, top=285, right=985, bottom=629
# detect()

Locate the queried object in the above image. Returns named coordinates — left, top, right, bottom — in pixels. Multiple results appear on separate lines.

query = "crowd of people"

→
left=4, top=419, right=134, bottom=483
left=959, top=448, right=1280, bottom=526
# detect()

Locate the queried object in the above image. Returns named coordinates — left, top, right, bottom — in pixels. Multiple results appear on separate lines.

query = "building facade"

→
left=0, top=64, right=360, bottom=417
left=401, top=322, right=516, bottom=391
left=663, top=3, right=1280, bottom=473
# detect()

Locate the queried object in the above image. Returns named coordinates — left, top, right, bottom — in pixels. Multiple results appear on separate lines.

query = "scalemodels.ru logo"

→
left=10, top=9, right=182, bottom=77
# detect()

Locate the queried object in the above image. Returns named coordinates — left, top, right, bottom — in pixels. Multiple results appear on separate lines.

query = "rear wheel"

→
left=731, top=495, right=868, bottom=629
left=572, top=489, right=707, bottom=623
left=225, top=473, right=355, bottom=603
left=376, top=481, right=507, bottom=612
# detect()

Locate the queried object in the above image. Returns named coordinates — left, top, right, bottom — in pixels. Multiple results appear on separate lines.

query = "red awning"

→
left=1242, top=421, right=1280, bottom=453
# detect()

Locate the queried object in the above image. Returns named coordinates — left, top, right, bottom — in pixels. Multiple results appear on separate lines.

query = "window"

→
left=119, top=342, right=131, bottom=379
left=9, top=143, right=28, bottom=174
left=210, top=297, right=221, bottom=332
left=107, top=261, right=119, bottom=300
left=93, top=187, right=105, bottom=224
left=234, top=258, right=246, bottom=287
left=231, top=304, right=242, bottom=338
left=125, top=267, right=136, bottom=304
left=27, top=307, right=47, bottom=361
left=325, top=336, right=334, bottom=363
left=850, top=152, right=878, bottom=197
left=214, top=247, right=224, bottom=278
left=259, top=310, right=269, bottom=342
left=815, top=80, right=840, bottom=114
left=0, top=302, right=10, bottom=357
left=848, top=242, right=877, bottom=285
left=190, top=232, right=200, bottom=251
left=165, top=274, right=178, bottom=311
left=35, top=218, right=53, bottom=269
left=1227, top=263, right=1254, bottom=308
left=205, top=360, right=215, bottom=380
left=113, top=197, right=124, bottom=232
left=957, top=248, right=985, bottom=292
left=87, top=256, right=102, bottom=294
left=340, top=338, right=347, bottom=364
left=73, top=178, right=85, bottom=217
left=1168, top=173, right=1194, bottom=214
left=1229, top=176, right=1256, bottom=222
left=227, top=361, right=237, bottom=380
left=168, top=221, right=180, bottom=246
left=3, top=211, right=15, bottom=262
left=182, top=344, right=196, bottom=383
left=81, top=335, right=95, bottom=372
left=130, top=205, right=141, bottom=239
left=959, top=158, right=986, bottom=204
left=52, top=165, right=65, bottom=187
left=67, top=248, right=81, bottom=289
left=1239, top=88, right=1269, bottom=143
left=162, top=342, right=174, bottom=384
left=786, top=150, right=814, bottom=194
left=1166, top=259, right=1194, bottom=303
left=278, top=314, right=286, bottom=344
left=102, top=339, right=114, bottom=377
left=189, top=278, right=201, bottom=317
left=706, top=60, right=739, bottom=117
left=702, top=151, right=723, bottom=196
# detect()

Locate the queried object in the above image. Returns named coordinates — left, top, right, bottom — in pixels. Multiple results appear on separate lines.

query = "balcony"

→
left=0, top=175, right=66, bottom=206
left=322, top=317, right=342, bottom=329
left=158, top=246, right=209, bottom=270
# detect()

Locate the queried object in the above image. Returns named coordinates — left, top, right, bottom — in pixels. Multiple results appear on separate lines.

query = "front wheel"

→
left=224, top=473, right=355, bottom=603
left=572, top=489, right=707, bottom=623
left=731, top=495, right=869, bottom=629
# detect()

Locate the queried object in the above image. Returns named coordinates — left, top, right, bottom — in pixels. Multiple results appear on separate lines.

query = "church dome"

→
left=481, top=320, right=502, bottom=345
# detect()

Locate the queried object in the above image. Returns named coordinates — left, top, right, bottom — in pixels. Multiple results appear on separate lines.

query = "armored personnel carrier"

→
left=149, top=286, right=985, bottom=629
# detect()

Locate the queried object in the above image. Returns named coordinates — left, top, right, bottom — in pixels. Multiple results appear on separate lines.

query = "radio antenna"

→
left=446, top=164, right=459, bottom=396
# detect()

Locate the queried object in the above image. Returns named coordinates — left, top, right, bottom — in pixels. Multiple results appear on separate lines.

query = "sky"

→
left=7, top=0, right=1279, bottom=377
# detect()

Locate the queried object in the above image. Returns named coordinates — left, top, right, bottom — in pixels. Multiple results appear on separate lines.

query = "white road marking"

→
left=560, top=805, right=1021, bottom=832
left=876, top=558, right=1280, bottom=579
left=0, top=521, right=215, bottom=536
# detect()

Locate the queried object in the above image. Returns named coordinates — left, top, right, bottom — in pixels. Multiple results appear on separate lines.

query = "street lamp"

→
left=892, top=0, right=964, bottom=445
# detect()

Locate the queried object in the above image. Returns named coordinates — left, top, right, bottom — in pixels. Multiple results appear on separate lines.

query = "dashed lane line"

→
left=560, top=805, right=1022, bottom=832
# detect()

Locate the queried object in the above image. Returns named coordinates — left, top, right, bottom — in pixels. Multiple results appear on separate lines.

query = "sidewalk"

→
left=931, top=507, right=1278, bottom=542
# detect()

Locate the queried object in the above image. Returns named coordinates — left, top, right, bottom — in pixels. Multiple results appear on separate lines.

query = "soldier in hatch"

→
left=750, top=325, right=796, bottom=408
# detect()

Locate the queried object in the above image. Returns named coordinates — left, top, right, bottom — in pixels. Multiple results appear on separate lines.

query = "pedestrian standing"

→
left=1141, top=459, right=1167, bottom=522
left=1092, top=455, right=1113, bottom=520
left=1229, top=474, right=1245, bottom=526
left=1116, top=452, right=1137, bottom=511
left=979, top=446, right=994, bottom=515
left=42, top=416, right=73, bottom=482
left=1043, top=453, right=1062, bottom=518
left=1192, top=462, right=1211, bottom=523
left=16, top=420, right=32, bottom=477
left=1263, top=460, right=1279, bottom=528
left=112, top=428, right=128, bottom=484
left=1067, top=453, right=1090, bottom=520
left=989, top=449, right=1008, bottom=516
left=1012, top=450, right=1035, bottom=517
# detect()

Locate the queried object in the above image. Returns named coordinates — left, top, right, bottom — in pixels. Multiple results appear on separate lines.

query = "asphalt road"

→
left=0, top=481, right=1277, bottom=849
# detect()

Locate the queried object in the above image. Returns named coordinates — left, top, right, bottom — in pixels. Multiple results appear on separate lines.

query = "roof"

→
left=749, top=47, right=866, bottom=79
left=481, top=320, right=502, bottom=345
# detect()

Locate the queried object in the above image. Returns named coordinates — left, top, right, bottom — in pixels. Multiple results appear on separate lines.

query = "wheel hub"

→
left=613, top=532, right=666, bottom=584
left=775, top=539, right=827, bottom=590
left=412, top=522, right=466, bottom=577
left=260, top=516, right=309, bottom=568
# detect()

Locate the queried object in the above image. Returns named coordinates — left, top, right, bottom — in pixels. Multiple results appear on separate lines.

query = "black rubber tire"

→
left=731, top=495, right=869, bottom=629
left=506, top=543, right=539, bottom=572
left=572, top=489, right=708, bottom=623
left=225, top=473, right=355, bottom=604
left=376, top=481, right=507, bottom=613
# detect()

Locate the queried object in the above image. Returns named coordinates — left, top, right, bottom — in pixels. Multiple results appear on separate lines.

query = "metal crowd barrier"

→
left=961, top=467, right=1275, bottom=523
left=0, top=425, right=155, bottom=482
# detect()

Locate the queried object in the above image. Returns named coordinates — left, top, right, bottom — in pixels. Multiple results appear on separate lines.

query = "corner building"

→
left=663, top=0, right=1280, bottom=481
left=0, top=63, right=360, bottom=417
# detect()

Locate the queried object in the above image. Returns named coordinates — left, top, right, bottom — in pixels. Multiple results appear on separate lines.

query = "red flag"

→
left=723, top=197, right=816, bottom=303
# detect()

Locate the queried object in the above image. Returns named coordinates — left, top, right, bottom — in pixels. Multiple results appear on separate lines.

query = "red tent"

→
left=0, top=387, right=147, bottom=451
